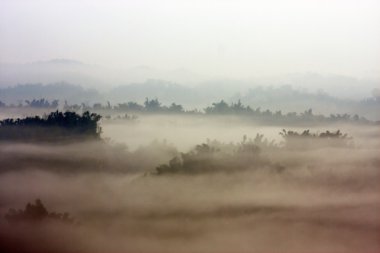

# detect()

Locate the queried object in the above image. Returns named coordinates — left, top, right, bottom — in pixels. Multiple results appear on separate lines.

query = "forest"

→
left=0, top=97, right=376, bottom=126
left=0, top=111, right=101, bottom=142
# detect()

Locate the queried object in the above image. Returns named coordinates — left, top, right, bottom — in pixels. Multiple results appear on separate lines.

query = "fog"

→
left=1, top=115, right=379, bottom=252
left=102, top=114, right=380, bottom=150
left=1, top=0, right=380, bottom=251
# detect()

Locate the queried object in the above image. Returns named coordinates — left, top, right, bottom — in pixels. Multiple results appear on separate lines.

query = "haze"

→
left=1, top=1, right=380, bottom=252
left=1, top=0, right=380, bottom=81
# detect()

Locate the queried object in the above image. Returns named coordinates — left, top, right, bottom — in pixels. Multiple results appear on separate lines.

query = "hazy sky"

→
left=1, top=0, right=380, bottom=79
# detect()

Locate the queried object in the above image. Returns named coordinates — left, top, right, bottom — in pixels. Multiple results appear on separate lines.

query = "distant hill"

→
left=0, top=59, right=107, bottom=88
left=0, top=82, right=101, bottom=105
left=233, top=85, right=380, bottom=120
left=0, top=59, right=203, bottom=89
left=106, top=79, right=237, bottom=107
left=107, top=79, right=196, bottom=104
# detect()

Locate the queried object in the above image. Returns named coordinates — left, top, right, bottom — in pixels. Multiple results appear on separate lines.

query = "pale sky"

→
left=1, top=0, right=380, bottom=80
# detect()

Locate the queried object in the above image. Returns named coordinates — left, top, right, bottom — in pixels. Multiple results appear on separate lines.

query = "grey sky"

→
left=1, top=0, right=379, bottom=80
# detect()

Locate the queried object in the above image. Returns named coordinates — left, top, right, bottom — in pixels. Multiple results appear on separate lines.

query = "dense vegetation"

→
left=156, top=141, right=266, bottom=174
left=156, top=129, right=351, bottom=174
left=0, top=111, right=101, bottom=142
left=5, top=199, right=75, bottom=224
left=280, top=129, right=352, bottom=149
left=1, top=97, right=375, bottom=125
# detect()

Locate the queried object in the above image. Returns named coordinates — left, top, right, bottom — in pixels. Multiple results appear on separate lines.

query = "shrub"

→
left=5, top=199, right=75, bottom=224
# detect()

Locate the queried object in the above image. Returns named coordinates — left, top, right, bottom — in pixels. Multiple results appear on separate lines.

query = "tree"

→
left=144, top=98, right=162, bottom=112
left=0, top=111, right=102, bottom=141
left=204, top=100, right=231, bottom=114
left=168, top=103, right=184, bottom=113
left=5, top=199, right=75, bottom=224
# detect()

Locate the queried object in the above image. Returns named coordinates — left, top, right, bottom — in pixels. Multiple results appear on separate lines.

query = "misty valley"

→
left=2, top=0, right=380, bottom=252
left=0, top=106, right=379, bottom=253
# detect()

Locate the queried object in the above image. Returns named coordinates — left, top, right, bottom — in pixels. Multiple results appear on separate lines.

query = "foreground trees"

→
left=156, top=129, right=351, bottom=174
left=5, top=199, right=75, bottom=224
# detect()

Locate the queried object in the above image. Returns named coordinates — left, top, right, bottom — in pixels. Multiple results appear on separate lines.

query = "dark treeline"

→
left=1, top=97, right=374, bottom=125
left=0, top=111, right=101, bottom=142
left=156, top=136, right=270, bottom=175
left=25, top=98, right=59, bottom=108
left=156, top=129, right=352, bottom=175
left=203, top=100, right=372, bottom=124
left=0, top=98, right=59, bottom=108
left=5, top=199, right=76, bottom=224
left=94, top=99, right=373, bottom=125
left=1, top=82, right=379, bottom=121
left=279, top=129, right=352, bottom=149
